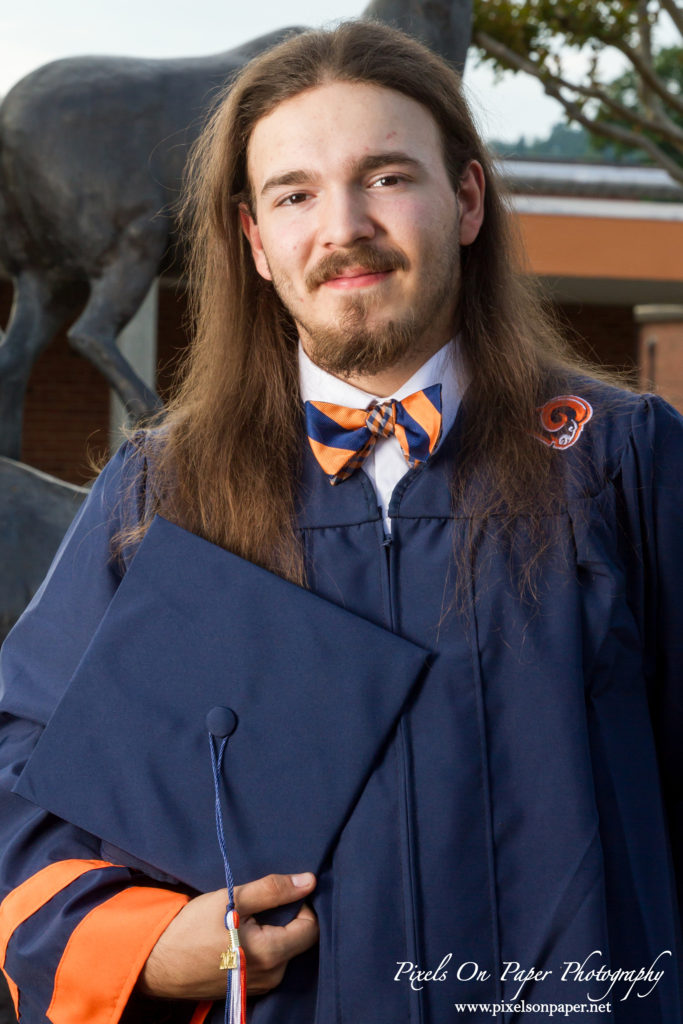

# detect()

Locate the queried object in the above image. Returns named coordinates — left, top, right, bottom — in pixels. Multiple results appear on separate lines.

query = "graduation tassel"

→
left=208, top=707, right=247, bottom=1024
left=221, top=909, right=247, bottom=1024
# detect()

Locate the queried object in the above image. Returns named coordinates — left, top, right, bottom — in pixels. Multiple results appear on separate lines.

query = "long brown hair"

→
left=121, top=20, right=620, bottom=587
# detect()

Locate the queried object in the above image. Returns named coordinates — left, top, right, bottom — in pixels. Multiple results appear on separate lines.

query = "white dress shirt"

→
left=299, top=339, right=465, bottom=533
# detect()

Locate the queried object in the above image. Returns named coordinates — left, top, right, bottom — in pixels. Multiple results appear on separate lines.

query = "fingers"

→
left=138, top=875, right=320, bottom=1001
left=235, top=871, right=316, bottom=916
left=251, top=902, right=319, bottom=960
left=235, top=874, right=319, bottom=995
left=241, top=901, right=320, bottom=996
left=277, top=901, right=320, bottom=958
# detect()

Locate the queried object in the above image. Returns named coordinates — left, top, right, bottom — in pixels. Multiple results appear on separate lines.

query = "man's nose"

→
left=318, top=188, right=375, bottom=248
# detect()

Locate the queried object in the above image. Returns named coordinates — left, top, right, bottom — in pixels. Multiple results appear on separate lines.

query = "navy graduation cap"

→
left=15, top=515, right=430, bottom=901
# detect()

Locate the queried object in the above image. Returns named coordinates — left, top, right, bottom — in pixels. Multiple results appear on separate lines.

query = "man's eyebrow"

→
left=260, top=169, right=317, bottom=196
left=259, top=152, right=424, bottom=196
left=351, top=151, right=424, bottom=175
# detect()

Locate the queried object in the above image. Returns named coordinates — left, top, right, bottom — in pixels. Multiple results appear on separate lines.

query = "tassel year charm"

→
left=219, top=909, right=246, bottom=1024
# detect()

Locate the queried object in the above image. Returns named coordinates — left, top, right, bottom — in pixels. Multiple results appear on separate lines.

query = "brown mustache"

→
left=306, top=245, right=409, bottom=291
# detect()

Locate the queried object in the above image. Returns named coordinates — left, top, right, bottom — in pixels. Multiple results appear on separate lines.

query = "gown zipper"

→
left=380, top=519, right=424, bottom=1024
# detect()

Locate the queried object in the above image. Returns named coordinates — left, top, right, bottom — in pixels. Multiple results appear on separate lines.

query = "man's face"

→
left=241, top=80, right=482, bottom=380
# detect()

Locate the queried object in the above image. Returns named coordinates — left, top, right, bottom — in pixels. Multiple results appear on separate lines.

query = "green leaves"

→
left=471, top=0, right=683, bottom=182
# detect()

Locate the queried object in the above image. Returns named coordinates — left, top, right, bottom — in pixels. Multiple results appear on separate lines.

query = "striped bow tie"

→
left=305, top=384, right=442, bottom=484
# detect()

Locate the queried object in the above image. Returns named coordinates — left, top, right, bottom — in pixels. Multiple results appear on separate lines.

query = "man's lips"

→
left=321, top=269, right=393, bottom=290
left=305, top=246, right=408, bottom=290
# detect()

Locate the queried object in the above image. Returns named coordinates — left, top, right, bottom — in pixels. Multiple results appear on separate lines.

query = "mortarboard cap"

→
left=15, top=516, right=430, bottom=898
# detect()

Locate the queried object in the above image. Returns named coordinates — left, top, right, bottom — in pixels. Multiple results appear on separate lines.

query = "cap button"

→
left=206, top=706, right=238, bottom=738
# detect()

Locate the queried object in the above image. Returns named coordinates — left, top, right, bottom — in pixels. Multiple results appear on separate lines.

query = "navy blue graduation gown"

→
left=1, top=385, right=682, bottom=1023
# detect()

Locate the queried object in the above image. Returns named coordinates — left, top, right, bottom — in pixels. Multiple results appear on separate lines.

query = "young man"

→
left=1, top=20, right=682, bottom=1024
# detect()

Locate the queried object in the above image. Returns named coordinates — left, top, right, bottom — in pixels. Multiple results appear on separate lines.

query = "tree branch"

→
left=474, top=29, right=683, bottom=185
left=614, top=37, right=683, bottom=116
left=636, top=0, right=655, bottom=99
left=637, top=0, right=654, bottom=59
left=556, top=70, right=683, bottom=147
left=473, top=29, right=679, bottom=140
left=544, top=95, right=683, bottom=184
left=635, top=0, right=668, bottom=122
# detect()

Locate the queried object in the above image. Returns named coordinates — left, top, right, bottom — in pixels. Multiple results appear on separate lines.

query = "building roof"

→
left=498, top=159, right=683, bottom=306
left=500, top=159, right=683, bottom=203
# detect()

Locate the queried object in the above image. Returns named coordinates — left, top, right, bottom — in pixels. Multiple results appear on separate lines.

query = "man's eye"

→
left=370, top=174, right=405, bottom=188
left=278, top=192, right=310, bottom=206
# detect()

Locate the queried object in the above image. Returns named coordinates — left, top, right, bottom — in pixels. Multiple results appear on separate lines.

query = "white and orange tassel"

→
left=209, top=729, right=246, bottom=1024
left=219, top=909, right=247, bottom=1024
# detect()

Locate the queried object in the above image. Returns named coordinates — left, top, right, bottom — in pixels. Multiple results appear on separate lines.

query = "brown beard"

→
left=295, top=297, right=419, bottom=378
left=275, top=241, right=457, bottom=379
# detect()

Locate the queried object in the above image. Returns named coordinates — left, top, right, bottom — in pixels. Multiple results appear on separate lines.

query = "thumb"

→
left=235, top=872, right=316, bottom=917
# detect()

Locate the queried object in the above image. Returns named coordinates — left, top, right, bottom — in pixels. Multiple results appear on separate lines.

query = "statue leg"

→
left=0, top=272, right=76, bottom=460
left=66, top=223, right=166, bottom=422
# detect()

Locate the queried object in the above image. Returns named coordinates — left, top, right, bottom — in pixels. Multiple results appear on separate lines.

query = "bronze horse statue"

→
left=0, top=458, right=87, bottom=642
left=0, top=0, right=472, bottom=460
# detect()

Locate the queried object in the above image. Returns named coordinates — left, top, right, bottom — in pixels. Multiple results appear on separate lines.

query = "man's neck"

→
left=302, top=336, right=453, bottom=398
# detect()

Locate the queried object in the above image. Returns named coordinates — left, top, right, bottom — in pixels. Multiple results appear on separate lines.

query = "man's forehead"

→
left=245, top=81, right=443, bottom=188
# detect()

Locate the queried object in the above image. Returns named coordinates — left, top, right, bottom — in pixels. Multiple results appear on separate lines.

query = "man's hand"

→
left=138, top=872, right=318, bottom=1000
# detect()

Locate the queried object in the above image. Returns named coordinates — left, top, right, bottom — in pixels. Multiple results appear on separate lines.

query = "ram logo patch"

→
left=535, top=395, right=593, bottom=450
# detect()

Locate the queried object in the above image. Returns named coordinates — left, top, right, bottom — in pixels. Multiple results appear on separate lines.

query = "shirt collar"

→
left=298, top=338, right=466, bottom=447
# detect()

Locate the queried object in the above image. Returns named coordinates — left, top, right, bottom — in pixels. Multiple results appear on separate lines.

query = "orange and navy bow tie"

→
left=305, top=384, right=442, bottom=484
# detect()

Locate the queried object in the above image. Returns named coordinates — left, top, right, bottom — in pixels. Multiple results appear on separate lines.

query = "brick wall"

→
left=1, top=278, right=110, bottom=483
left=558, top=303, right=637, bottom=372
left=638, top=318, right=683, bottom=410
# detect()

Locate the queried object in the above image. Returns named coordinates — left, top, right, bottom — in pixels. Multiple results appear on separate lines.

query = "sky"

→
left=2, top=2, right=676, bottom=143
left=0, top=0, right=572, bottom=143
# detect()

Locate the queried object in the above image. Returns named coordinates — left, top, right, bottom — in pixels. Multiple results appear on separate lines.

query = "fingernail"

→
left=291, top=872, right=314, bottom=888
